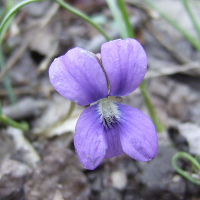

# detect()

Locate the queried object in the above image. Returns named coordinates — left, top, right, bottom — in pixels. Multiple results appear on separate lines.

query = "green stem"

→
left=106, top=0, right=128, bottom=39
left=117, top=0, right=134, bottom=38
left=0, top=0, right=46, bottom=103
left=182, top=0, right=200, bottom=42
left=0, top=101, right=2, bottom=115
left=0, top=47, right=16, bottom=103
left=0, top=114, right=29, bottom=131
left=107, top=0, right=163, bottom=132
left=172, top=152, right=200, bottom=185
left=0, top=98, right=27, bottom=131
left=54, top=0, right=110, bottom=41
left=0, top=0, right=45, bottom=36
left=191, top=155, right=199, bottom=173
left=0, top=11, right=16, bottom=103
left=140, top=81, right=163, bottom=132
left=142, top=0, right=200, bottom=52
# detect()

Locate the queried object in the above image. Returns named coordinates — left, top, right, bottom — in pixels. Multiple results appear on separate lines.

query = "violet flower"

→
left=49, top=38, right=158, bottom=170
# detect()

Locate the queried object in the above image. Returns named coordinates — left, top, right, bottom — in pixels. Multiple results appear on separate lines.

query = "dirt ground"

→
left=0, top=0, right=200, bottom=199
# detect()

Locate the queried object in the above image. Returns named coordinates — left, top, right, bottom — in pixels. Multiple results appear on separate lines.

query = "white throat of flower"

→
left=98, top=97, right=119, bottom=128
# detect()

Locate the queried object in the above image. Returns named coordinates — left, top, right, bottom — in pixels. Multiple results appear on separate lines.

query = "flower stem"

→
left=140, top=81, right=163, bottom=132
left=54, top=0, right=110, bottom=41
left=171, top=152, right=200, bottom=185
left=116, top=0, right=134, bottom=38
left=0, top=0, right=46, bottom=103
left=0, top=114, right=29, bottom=131
left=0, top=101, right=29, bottom=131
left=0, top=46, right=16, bottom=104
left=107, top=0, right=163, bottom=132
left=182, top=0, right=200, bottom=43
left=0, top=0, right=45, bottom=36
left=106, top=0, right=128, bottom=39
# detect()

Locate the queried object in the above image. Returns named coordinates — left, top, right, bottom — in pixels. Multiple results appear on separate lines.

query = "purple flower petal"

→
left=49, top=47, right=108, bottom=106
left=101, top=39, right=147, bottom=96
left=74, top=104, right=107, bottom=170
left=117, top=103, right=158, bottom=161
left=104, top=125, right=124, bottom=159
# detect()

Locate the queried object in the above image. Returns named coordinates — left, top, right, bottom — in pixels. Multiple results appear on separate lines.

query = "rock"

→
left=0, top=131, right=15, bottom=165
left=58, top=166, right=90, bottom=200
left=168, top=175, right=186, bottom=196
left=0, top=159, right=32, bottom=200
left=7, top=127, right=40, bottom=168
left=100, top=187, right=122, bottom=200
left=24, top=139, right=85, bottom=200
left=167, top=83, right=197, bottom=121
left=136, top=146, right=186, bottom=197
left=122, top=160, right=139, bottom=176
left=177, top=123, right=200, bottom=156
left=32, top=94, right=83, bottom=137
left=123, top=191, right=143, bottom=200
left=2, top=97, right=47, bottom=120
left=168, top=126, right=189, bottom=152
left=111, top=170, right=127, bottom=190
left=53, top=190, right=64, bottom=200
left=0, top=159, right=32, bottom=179
left=88, top=172, right=102, bottom=192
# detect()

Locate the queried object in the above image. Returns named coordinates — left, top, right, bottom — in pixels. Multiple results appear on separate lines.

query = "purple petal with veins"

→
left=49, top=47, right=108, bottom=106
left=74, top=104, right=107, bottom=170
left=117, top=103, right=158, bottom=161
left=74, top=97, right=157, bottom=170
left=101, top=38, right=147, bottom=97
left=104, top=125, right=124, bottom=159
left=49, top=39, right=158, bottom=170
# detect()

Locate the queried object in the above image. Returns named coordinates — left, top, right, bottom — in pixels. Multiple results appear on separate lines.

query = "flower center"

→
left=98, top=97, right=119, bottom=128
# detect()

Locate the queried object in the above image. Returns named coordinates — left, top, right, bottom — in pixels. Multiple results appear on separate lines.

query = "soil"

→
left=0, top=0, right=200, bottom=199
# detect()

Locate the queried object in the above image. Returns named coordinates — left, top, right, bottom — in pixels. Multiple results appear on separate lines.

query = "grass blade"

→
left=117, top=0, right=134, bottom=38
left=182, top=0, right=200, bottom=42
left=142, top=0, right=200, bottom=51
left=106, top=0, right=128, bottom=39
left=106, top=0, right=163, bottom=132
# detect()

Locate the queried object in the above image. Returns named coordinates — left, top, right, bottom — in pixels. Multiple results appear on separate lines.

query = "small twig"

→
left=39, top=3, right=60, bottom=28
left=0, top=85, right=54, bottom=96
left=145, top=62, right=200, bottom=79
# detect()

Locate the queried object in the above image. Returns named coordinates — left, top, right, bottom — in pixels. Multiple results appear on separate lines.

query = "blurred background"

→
left=0, top=0, right=200, bottom=199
